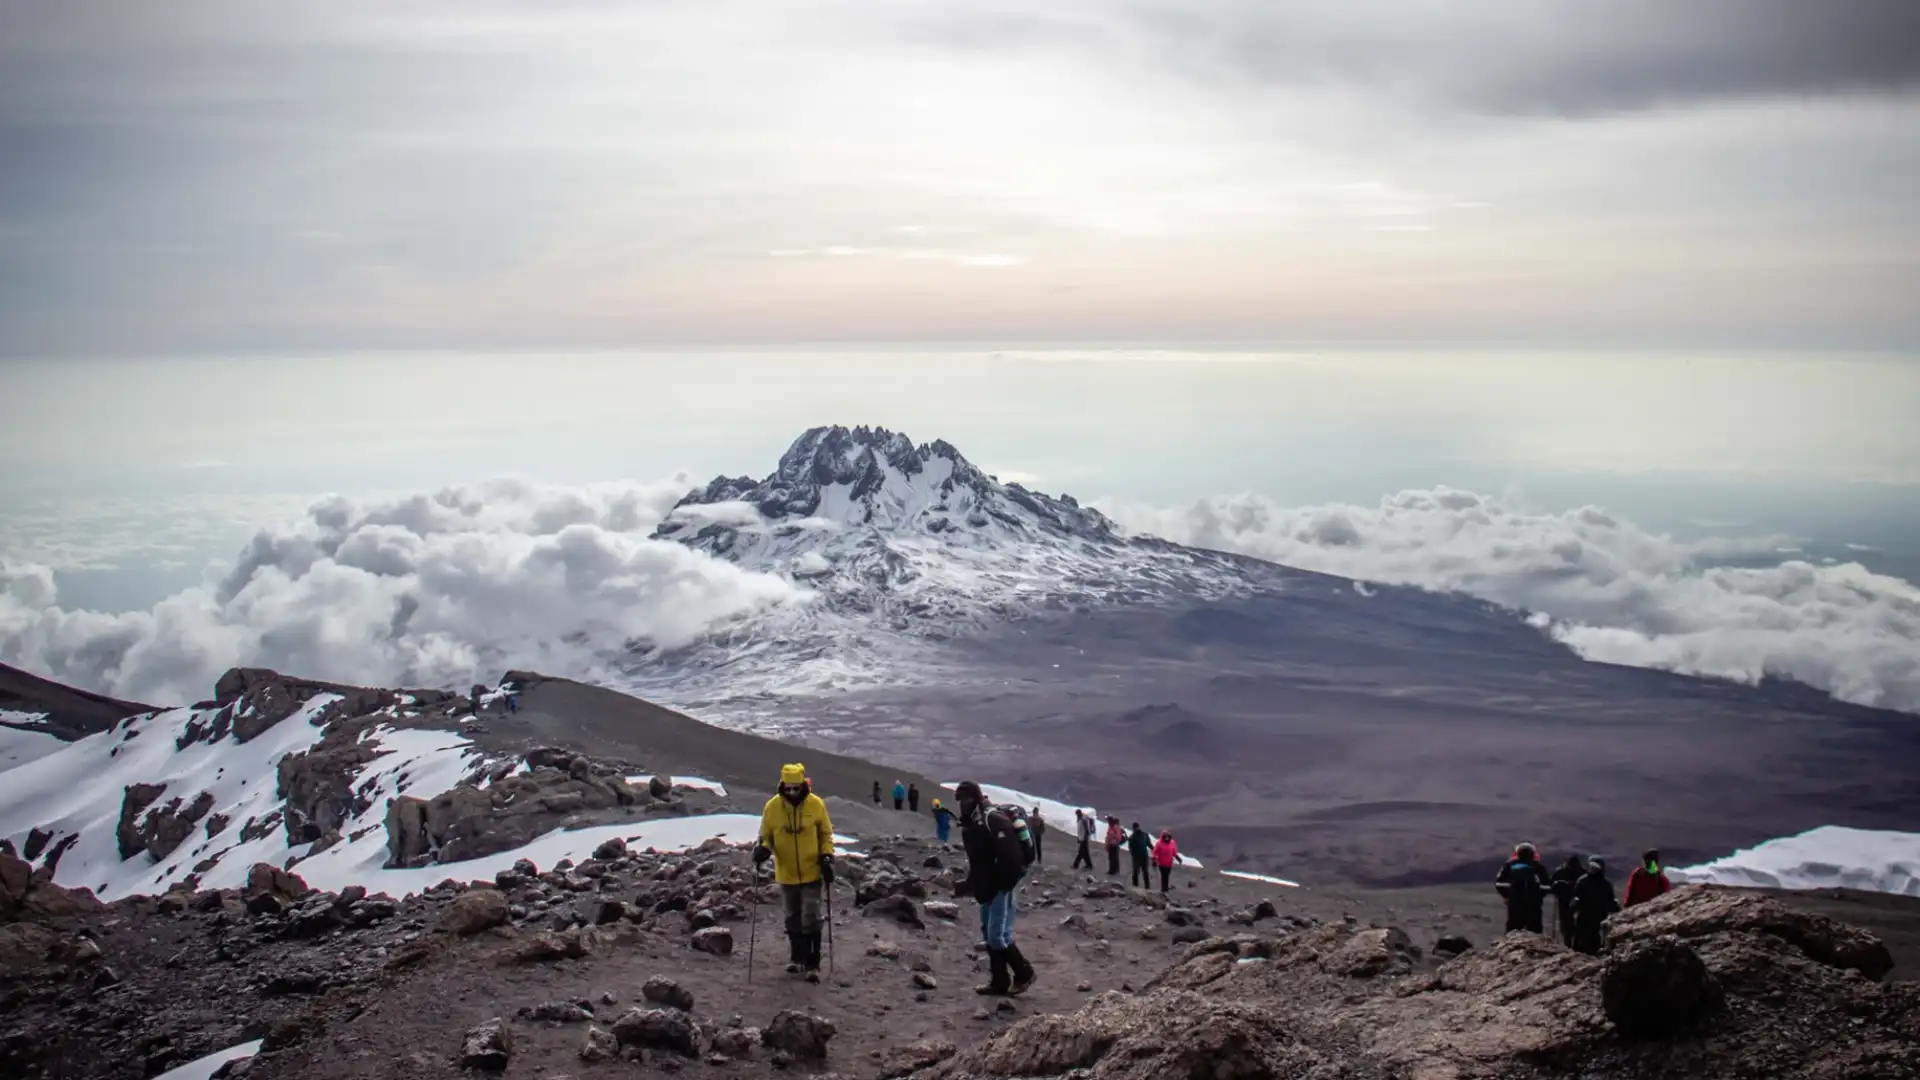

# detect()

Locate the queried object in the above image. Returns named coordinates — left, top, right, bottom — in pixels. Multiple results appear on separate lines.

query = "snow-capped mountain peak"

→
left=653, top=425, right=1120, bottom=559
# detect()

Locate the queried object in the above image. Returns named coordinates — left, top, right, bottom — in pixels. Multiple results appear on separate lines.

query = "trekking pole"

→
left=746, top=862, right=761, bottom=984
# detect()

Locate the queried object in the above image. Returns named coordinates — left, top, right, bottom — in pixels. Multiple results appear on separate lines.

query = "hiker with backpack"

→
left=752, top=763, right=835, bottom=981
left=1623, top=849, right=1673, bottom=907
left=1103, top=816, right=1124, bottom=876
left=1072, top=809, right=1095, bottom=869
left=931, top=798, right=953, bottom=844
left=892, top=780, right=907, bottom=810
left=951, top=781, right=1037, bottom=996
left=1151, top=830, right=1179, bottom=892
left=1127, top=822, right=1152, bottom=887
left=1549, top=854, right=1584, bottom=946
left=1571, top=856, right=1620, bottom=954
left=908, top=783, right=920, bottom=812
left=1494, top=842, right=1552, bottom=934
left=1029, top=806, right=1046, bottom=863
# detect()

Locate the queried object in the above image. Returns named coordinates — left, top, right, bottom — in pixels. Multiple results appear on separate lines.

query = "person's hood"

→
left=780, top=763, right=807, bottom=786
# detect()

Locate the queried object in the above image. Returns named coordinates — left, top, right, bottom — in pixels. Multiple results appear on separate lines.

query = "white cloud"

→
left=1100, top=487, right=1920, bottom=714
left=0, top=479, right=811, bottom=706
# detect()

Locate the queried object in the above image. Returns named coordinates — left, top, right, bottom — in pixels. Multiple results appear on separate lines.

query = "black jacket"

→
left=1127, top=829, right=1151, bottom=859
left=958, top=807, right=1026, bottom=903
left=1550, top=860, right=1583, bottom=908
left=1572, top=870, right=1619, bottom=923
left=1495, top=857, right=1551, bottom=911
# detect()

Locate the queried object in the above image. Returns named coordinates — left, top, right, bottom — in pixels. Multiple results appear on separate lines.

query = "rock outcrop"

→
left=1607, top=884, right=1896, bottom=981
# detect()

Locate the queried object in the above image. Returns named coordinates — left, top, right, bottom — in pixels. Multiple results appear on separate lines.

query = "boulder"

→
left=923, top=900, right=960, bottom=921
left=459, top=1018, right=512, bottom=1071
left=594, top=837, right=628, bottom=861
left=863, top=895, right=926, bottom=930
left=245, top=862, right=310, bottom=902
left=439, top=889, right=509, bottom=936
left=708, top=1026, right=758, bottom=1059
left=0, top=852, right=103, bottom=921
left=880, top=1038, right=956, bottom=1078
left=1169, top=926, right=1210, bottom=945
left=115, top=783, right=168, bottom=860
left=384, top=796, right=431, bottom=867
left=691, top=926, right=735, bottom=956
left=1601, top=935, right=1725, bottom=1039
left=1252, top=899, right=1279, bottom=922
left=643, top=976, right=695, bottom=1011
left=1607, top=885, right=1894, bottom=981
left=648, top=775, right=673, bottom=800
left=1433, top=935, right=1473, bottom=957
left=761, top=1010, right=836, bottom=1060
left=612, top=1007, right=700, bottom=1057
left=505, top=927, right=592, bottom=964
left=1324, top=927, right=1417, bottom=978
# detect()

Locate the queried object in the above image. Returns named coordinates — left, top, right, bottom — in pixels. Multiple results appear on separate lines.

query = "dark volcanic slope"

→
left=796, top=580, right=1920, bottom=890
left=0, top=660, right=153, bottom=740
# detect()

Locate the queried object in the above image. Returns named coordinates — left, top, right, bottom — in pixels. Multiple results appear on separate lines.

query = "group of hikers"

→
left=1495, top=842, right=1674, bottom=953
left=766, top=767, right=1185, bottom=994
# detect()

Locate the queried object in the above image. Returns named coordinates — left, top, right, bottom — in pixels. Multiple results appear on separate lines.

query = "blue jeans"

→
left=979, top=888, right=1017, bottom=949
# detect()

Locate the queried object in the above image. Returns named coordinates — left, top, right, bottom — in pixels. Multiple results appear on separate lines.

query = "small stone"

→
left=643, top=976, right=695, bottom=1012
left=761, top=1010, right=836, bottom=1060
left=1077, top=981, right=1092, bottom=992
left=922, top=900, right=960, bottom=921
left=460, top=1018, right=512, bottom=1071
left=691, top=926, right=734, bottom=956
left=911, top=972, right=937, bottom=990
left=578, top=1026, right=616, bottom=1062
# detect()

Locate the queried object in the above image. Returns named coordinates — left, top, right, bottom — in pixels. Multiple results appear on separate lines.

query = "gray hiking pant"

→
left=782, top=882, right=822, bottom=935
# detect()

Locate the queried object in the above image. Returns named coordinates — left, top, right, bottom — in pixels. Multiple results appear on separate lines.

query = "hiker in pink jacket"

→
left=1151, top=831, right=1179, bottom=893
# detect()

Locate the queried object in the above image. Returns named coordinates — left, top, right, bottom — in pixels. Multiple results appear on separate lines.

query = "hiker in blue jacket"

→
left=892, top=780, right=907, bottom=810
left=931, top=798, right=953, bottom=843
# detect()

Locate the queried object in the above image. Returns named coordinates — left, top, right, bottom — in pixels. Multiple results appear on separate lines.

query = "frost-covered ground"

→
left=1, top=709, right=64, bottom=771
left=151, top=1040, right=263, bottom=1080
left=1675, top=826, right=1920, bottom=897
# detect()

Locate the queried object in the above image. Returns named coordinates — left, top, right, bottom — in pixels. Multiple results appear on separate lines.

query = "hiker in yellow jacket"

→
left=753, top=763, right=835, bottom=980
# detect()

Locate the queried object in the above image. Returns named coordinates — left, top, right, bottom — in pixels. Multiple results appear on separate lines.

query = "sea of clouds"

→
left=0, top=479, right=811, bottom=706
left=1100, top=488, right=1920, bottom=714
left=3, top=478, right=1916, bottom=715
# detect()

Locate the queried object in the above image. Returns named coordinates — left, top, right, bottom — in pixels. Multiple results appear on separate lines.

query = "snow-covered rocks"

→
left=1674, top=825, right=1920, bottom=897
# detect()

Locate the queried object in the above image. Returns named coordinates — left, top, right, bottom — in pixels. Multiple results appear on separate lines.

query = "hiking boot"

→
left=786, top=932, right=805, bottom=975
left=805, top=932, right=823, bottom=976
left=974, top=948, right=1012, bottom=995
left=1005, top=943, right=1036, bottom=995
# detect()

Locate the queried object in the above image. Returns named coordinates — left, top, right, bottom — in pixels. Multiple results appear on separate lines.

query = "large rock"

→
left=761, top=1011, right=836, bottom=1060
left=439, top=888, right=509, bottom=935
left=1601, top=936, right=1725, bottom=1039
left=245, top=863, right=310, bottom=903
left=459, top=1017, right=512, bottom=1071
left=643, top=976, right=695, bottom=1011
left=612, top=1007, right=700, bottom=1057
left=385, top=796, right=431, bottom=866
left=880, top=1038, right=956, bottom=1078
left=277, top=741, right=380, bottom=843
left=1324, top=927, right=1418, bottom=979
left=0, top=851, right=103, bottom=921
left=115, top=783, right=167, bottom=860
left=863, top=894, right=926, bottom=930
left=691, top=926, right=735, bottom=956
left=1607, top=885, right=1895, bottom=981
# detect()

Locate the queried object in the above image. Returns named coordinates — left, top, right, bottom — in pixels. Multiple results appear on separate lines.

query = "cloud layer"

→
left=1101, top=488, right=1920, bottom=714
left=0, top=479, right=809, bottom=705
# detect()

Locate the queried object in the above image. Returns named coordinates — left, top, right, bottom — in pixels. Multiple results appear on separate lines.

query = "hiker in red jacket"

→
left=1103, top=817, right=1125, bottom=875
left=1622, top=848, right=1673, bottom=907
left=1151, top=831, right=1180, bottom=892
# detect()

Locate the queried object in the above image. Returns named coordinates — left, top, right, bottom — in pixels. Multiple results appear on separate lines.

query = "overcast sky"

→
left=3, top=0, right=1920, bottom=356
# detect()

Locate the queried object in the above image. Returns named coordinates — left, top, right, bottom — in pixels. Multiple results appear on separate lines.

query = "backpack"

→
left=1506, top=860, right=1545, bottom=908
left=995, top=805, right=1038, bottom=867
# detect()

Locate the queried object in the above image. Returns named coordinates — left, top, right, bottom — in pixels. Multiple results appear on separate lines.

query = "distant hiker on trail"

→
left=1549, top=854, right=1584, bottom=946
left=1623, top=849, right=1672, bottom=908
left=1494, top=842, right=1551, bottom=934
left=1152, top=830, right=1179, bottom=892
left=1128, top=822, right=1152, bottom=888
left=908, top=783, right=920, bottom=812
left=1029, top=806, right=1046, bottom=863
left=1571, top=856, right=1620, bottom=954
left=951, top=780, right=1037, bottom=996
left=872, top=781, right=882, bottom=806
left=1103, top=816, right=1124, bottom=876
left=1072, top=809, right=1094, bottom=870
left=932, top=798, right=953, bottom=844
left=892, top=780, right=907, bottom=810
left=754, top=763, right=835, bottom=982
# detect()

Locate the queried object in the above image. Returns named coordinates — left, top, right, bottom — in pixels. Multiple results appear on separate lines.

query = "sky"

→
left=3, top=0, right=1920, bottom=354
left=1, top=3, right=1917, bottom=713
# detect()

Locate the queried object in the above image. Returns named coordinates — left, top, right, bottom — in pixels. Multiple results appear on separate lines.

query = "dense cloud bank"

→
left=0, top=479, right=809, bottom=705
left=1102, top=488, right=1920, bottom=714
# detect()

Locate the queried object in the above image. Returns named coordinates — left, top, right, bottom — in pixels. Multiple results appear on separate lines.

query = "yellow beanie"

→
left=780, top=763, right=807, bottom=785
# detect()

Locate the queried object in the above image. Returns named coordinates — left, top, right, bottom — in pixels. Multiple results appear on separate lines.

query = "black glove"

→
left=752, top=844, right=771, bottom=866
left=818, top=854, right=835, bottom=885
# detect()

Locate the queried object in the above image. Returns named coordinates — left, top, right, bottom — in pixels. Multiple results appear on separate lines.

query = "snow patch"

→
left=1222, top=869, right=1301, bottom=888
left=0, top=724, right=64, bottom=773
left=151, top=1040, right=263, bottom=1080
left=1672, top=825, right=1920, bottom=897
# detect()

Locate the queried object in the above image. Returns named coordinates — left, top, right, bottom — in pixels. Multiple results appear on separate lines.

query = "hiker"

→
left=951, top=780, right=1036, bottom=996
left=753, top=763, right=835, bottom=981
left=1494, top=842, right=1552, bottom=934
left=1128, top=822, right=1152, bottom=888
left=1072, top=809, right=1094, bottom=869
left=1549, top=853, right=1584, bottom=947
left=1029, top=806, right=1046, bottom=863
left=1571, top=856, right=1620, bottom=954
left=1152, top=830, right=1179, bottom=892
left=1623, top=849, right=1673, bottom=908
left=506, top=692, right=518, bottom=713
left=931, top=798, right=953, bottom=844
left=908, top=783, right=920, bottom=812
left=892, top=780, right=907, bottom=810
left=872, top=781, right=881, bottom=805
left=1103, top=816, right=1124, bottom=876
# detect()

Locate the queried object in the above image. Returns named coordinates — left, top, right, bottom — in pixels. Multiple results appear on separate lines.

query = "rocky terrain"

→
left=4, top=832, right=1915, bottom=1080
